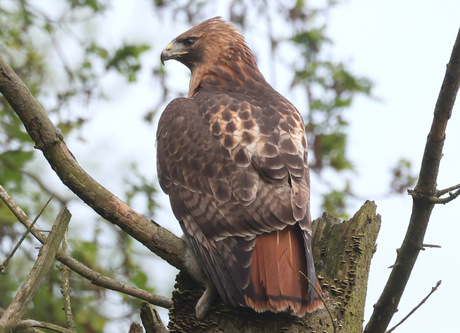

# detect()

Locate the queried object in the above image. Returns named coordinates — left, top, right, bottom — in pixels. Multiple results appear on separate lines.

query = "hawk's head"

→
left=160, top=17, right=248, bottom=71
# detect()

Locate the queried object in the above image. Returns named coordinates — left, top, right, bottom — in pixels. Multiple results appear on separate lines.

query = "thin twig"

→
left=0, top=185, right=173, bottom=309
left=0, top=188, right=53, bottom=273
left=408, top=187, right=460, bottom=204
left=0, top=206, right=71, bottom=331
left=421, top=243, right=441, bottom=250
left=0, top=307, right=66, bottom=333
left=0, top=184, right=49, bottom=243
left=59, top=230, right=77, bottom=331
left=303, top=273, right=336, bottom=333
left=432, top=188, right=460, bottom=204
left=386, top=280, right=442, bottom=333
left=14, top=319, right=76, bottom=333
left=436, top=183, right=460, bottom=196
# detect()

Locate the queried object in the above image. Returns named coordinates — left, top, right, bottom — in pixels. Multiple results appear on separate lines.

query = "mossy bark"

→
left=168, top=201, right=381, bottom=332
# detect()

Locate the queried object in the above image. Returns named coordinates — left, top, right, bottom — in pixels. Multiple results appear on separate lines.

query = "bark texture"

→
left=168, top=201, right=380, bottom=332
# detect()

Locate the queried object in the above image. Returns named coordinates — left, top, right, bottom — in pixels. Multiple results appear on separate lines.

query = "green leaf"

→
left=131, top=270, right=149, bottom=290
left=67, top=0, right=108, bottom=12
left=290, top=27, right=329, bottom=52
left=312, top=132, right=352, bottom=172
left=321, top=181, right=352, bottom=219
left=390, top=158, right=417, bottom=194
left=0, top=150, right=34, bottom=191
left=106, top=44, right=151, bottom=82
left=71, top=240, right=99, bottom=267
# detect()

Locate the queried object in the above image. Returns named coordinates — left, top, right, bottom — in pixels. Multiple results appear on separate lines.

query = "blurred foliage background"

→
left=0, top=0, right=415, bottom=331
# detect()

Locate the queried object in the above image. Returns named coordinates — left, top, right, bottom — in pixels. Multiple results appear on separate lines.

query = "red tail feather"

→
left=245, top=225, right=322, bottom=316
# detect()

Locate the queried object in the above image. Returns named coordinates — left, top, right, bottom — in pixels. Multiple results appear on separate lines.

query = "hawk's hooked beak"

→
left=160, top=42, right=189, bottom=65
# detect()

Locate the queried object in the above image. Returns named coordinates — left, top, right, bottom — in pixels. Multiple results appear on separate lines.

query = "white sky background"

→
left=329, top=2, right=460, bottom=332
left=26, top=0, right=460, bottom=332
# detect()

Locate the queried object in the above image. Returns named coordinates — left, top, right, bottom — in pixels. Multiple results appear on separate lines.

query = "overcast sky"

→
left=45, top=0, right=460, bottom=331
left=329, top=1, right=460, bottom=332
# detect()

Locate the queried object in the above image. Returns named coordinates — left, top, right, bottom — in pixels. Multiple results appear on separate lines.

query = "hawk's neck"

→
left=189, top=50, right=267, bottom=98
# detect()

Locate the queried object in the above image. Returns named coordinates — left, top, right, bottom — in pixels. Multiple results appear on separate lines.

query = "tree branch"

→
left=129, top=323, right=144, bottom=333
left=12, top=319, right=76, bottom=333
left=0, top=54, right=186, bottom=271
left=140, top=303, right=169, bottom=333
left=429, top=188, right=460, bottom=204
left=408, top=187, right=460, bottom=204
left=421, top=243, right=441, bottom=250
left=59, top=231, right=77, bottom=331
left=386, top=280, right=441, bottom=333
left=0, top=206, right=71, bottom=332
left=365, top=28, right=460, bottom=333
left=0, top=194, right=53, bottom=273
left=0, top=185, right=173, bottom=309
left=0, top=307, right=73, bottom=333
left=436, top=182, right=460, bottom=196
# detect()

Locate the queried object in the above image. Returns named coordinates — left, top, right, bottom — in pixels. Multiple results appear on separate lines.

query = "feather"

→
left=244, top=225, right=321, bottom=316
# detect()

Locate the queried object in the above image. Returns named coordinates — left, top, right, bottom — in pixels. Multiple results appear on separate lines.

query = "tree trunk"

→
left=168, top=201, right=381, bottom=332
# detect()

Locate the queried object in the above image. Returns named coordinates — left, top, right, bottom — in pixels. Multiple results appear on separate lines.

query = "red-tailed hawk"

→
left=157, top=17, right=322, bottom=318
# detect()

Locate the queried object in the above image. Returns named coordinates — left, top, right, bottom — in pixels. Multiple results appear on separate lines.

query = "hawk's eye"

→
left=181, top=37, right=196, bottom=47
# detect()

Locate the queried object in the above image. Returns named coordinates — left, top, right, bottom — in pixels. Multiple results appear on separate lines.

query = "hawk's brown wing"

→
left=157, top=92, right=317, bottom=312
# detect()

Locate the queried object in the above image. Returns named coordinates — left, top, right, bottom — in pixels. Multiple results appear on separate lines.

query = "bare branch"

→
left=0, top=185, right=49, bottom=242
left=0, top=186, right=173, bottom=309
left=303, top=273, right=336, bottom=333
left=1, top=307, right=73, bottom=332
left=62, top=255, right=173, bottom=308
left=13, top=319, right=76, bottom=333
left=436, top=182, right=460, bottom=196
left=129, top=323, right=144, bottom=333
left=409, top=187, right=460, bottom=204
left=421, top=244, right=441, bottom=250
left=0, top=207, right=71, bottom=332
left=140, top=303, right=169, bottom=333
left=0, top=190, right=53, bottom=273
left=59, top=231, right=77, bottom=331
left=0, top=54, right=186, bottom=271
left=386, top=280, right=442, bottom=333
left=365, top=28, right=460, bottom=333
left=433, top=188, right=460, bottom=204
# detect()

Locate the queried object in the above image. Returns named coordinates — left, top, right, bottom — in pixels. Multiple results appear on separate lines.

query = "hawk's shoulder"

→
left=156, top=96, right=236, bottom=202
